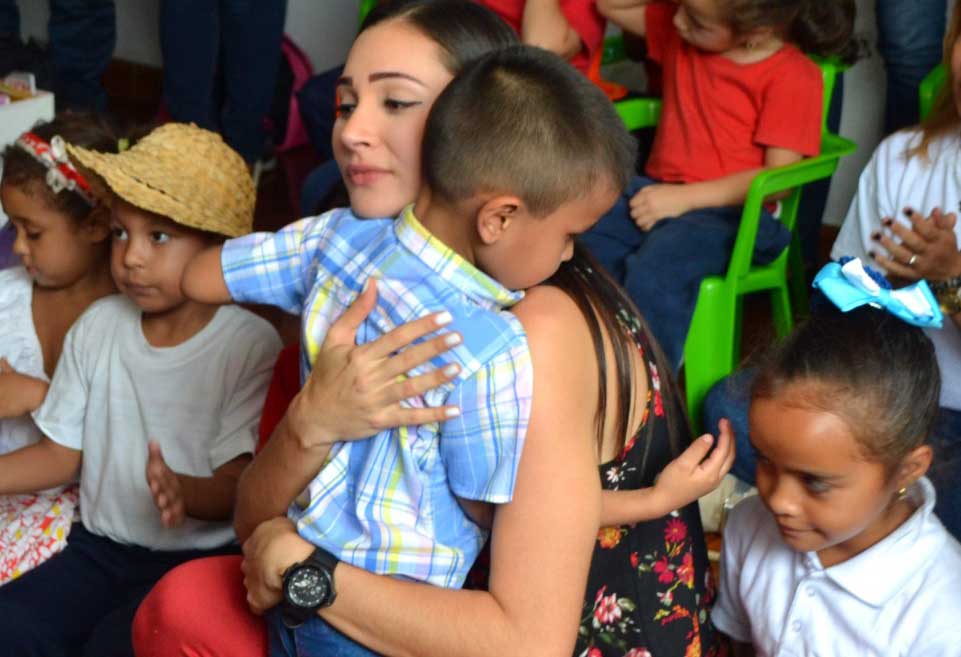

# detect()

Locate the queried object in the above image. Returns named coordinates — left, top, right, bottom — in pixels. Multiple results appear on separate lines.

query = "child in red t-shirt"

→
left=581, top=0, right=857, bottom=366
left=480, top=0, right=606, bottom=74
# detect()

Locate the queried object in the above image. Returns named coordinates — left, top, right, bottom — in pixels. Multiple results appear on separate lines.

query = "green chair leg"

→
left=770, top=284, right=793, bottom=338
left=684, top=278, right=738, bottom=434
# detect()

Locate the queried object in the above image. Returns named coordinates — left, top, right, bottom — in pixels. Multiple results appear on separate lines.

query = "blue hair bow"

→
left=813, top=257, right=943, bottom=328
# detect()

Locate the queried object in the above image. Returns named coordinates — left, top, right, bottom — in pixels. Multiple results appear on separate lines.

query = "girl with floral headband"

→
left=714, top=259, right=961, bottom=656
left=0, top=113, right=120, bottom=585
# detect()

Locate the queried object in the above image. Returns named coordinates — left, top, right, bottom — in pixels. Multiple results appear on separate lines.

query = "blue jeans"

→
left=579, top=175, right=791, bottom=368
left=877, top=0, right=947, bottom=133
left=0, top=0, right=115, bottom=111
left=160, top=0, right=287, bottom=162
left=267, top=607, right=381, bottom=657
left=0, top=523, right=238, bottom=657
left=703, top=369, right=961, bottom=542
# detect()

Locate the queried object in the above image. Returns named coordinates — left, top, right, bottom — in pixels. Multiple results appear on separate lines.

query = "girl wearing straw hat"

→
left=0, top=122, right=282, bottom=657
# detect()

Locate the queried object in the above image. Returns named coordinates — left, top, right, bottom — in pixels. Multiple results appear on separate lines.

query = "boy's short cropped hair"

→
left=422, top=44, right=636, bottom=216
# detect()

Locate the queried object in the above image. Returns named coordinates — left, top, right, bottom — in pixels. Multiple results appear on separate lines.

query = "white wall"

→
left=15, top=0, right=359, bottom=72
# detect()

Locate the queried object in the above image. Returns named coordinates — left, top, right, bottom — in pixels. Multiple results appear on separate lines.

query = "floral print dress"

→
left=576, top=311, right=724, bottom=657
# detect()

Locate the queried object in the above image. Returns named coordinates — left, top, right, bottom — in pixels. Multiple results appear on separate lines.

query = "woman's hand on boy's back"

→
left=0, top=358, right=49, bottom=418
left=652, top=418, right=735, bottom=513
left=286, top=279, right=463, bottom=451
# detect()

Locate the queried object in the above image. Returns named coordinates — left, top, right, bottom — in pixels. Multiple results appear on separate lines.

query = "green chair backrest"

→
left=359, top=0, right=378, bottom=27
left=919, top=63, right=947, bottom=121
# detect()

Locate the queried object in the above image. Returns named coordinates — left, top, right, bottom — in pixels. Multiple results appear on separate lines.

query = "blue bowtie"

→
left=813, top=258, right=942, bottom=329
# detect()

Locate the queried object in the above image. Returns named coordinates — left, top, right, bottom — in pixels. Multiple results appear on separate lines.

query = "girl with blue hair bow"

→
left=712, top=262, right=961, bottom=657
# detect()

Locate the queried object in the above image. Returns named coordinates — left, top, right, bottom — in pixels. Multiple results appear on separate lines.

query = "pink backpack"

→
left=269, top=35, right=314, bottom=152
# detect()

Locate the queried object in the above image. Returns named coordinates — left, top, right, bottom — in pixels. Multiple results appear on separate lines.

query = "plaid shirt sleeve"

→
left=440, top=328, right=533, bottom=504
left=221, top=214, right=332, bottom=314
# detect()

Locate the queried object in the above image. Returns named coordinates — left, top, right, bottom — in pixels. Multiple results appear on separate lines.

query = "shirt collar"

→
left=809, top=477, right=946, bottom=607
left=394, top=204, right=524, bottom=310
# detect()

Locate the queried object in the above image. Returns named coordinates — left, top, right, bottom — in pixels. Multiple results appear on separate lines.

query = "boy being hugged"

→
left=0, top=123, right=282, bottom=657
left=183, top=45, right=635, bottom=654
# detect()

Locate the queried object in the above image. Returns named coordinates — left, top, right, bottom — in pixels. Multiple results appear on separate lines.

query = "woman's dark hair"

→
left=1, top=111, right=120, bottom=224
left=751, top=304, right=940, bottom=473
left=720, top=0, right=861, bottom=64
left=361, top=0, right=519, bottom=75
left=550, top=245, right=689, bottom=465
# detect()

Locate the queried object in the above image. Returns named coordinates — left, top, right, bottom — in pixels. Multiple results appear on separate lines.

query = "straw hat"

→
left=67, top=123, right=255, bottom=238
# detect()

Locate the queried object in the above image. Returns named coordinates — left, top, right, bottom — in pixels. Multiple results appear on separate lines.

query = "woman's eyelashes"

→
left=335, top=97, right=421, bottom=117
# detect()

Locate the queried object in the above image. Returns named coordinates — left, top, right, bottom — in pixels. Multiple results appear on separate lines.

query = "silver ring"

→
left=908, top=254, right=919, bottom=267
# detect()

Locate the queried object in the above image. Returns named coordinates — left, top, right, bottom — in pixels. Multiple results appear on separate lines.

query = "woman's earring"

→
left=897, top=487, right=908, bottom=499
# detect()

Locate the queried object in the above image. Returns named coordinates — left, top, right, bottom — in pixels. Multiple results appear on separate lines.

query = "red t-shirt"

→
left=480, top=0, right=605, bottom=75
left=643, top=2, right=823, bottom=184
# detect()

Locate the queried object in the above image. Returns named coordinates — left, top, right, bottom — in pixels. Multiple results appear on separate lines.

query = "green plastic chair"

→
left=606, top=48, right=856, bottom=430
left=919, top=63, right=946, bottom=121
left=359, top=0, right=377, bottom=26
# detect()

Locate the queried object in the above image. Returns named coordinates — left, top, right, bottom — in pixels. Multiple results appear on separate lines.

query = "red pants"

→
left=132, top=555, right=267, bottom=657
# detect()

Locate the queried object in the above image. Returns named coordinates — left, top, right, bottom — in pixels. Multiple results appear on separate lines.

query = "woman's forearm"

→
left=234, top=414, right=331, bottom=542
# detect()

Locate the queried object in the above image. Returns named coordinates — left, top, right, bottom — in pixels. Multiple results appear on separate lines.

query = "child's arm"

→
left=145, top=441, right=251, bottom=527
left=596, top=0, right=651, bottom=37
left=521, top=0, right=582, bottom=60
left=0, top=358, right=48, bottom=418
left=0, top=437, right=81, bottom=494
left=599, top=419, right=734, bottom=526
left=181, top=244, right=232, bottom=305
left=631, top=147, right=804, bottom=230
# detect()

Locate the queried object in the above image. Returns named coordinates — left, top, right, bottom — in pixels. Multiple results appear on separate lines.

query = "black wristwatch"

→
left=280, top=546, right=339, bottom=628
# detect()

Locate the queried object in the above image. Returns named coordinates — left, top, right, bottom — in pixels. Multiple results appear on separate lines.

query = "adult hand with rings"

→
left=869, top=206, right=961, bottom=282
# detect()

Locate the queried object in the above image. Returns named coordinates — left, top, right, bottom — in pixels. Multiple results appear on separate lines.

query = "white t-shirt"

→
left=713, top=479, right=961, bottom=657
left=832, top=129, right=961, bottom=410
left=32, top=295, right=281, bottom=550
left=0, top=267, right=47, bottom=455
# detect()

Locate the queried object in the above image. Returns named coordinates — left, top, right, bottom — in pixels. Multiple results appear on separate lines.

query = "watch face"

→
left=286, top=565, right=329, bottom=608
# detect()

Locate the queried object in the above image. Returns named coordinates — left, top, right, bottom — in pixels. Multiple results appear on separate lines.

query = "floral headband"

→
left=14, top=132, right=96, bottom=207
left=813, top=257, right=942, bottom=328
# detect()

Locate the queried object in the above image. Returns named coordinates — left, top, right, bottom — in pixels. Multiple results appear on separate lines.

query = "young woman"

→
left=134, top=3, right=729, bottom=656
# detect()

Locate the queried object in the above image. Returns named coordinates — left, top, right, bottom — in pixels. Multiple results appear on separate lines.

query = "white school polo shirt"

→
left=713, top=478, right=961, bottom=656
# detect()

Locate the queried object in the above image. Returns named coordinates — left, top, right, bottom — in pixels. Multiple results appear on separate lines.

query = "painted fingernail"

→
left=868, top=250, right=876, bottom=259
left=882, top=218, right=893, bottom=227
left=435, top=311, right=453, bottom=326
left=444, top=333, right=462, bottom=346
left=701, top=434, right=713, bottom=443
left=443, top=364, right=460, bottom=377
left=903, top=208, right=913, bottom=217
left=445, top=407, right=461, bottom=418
left=871, top=231, right=881, bottom=241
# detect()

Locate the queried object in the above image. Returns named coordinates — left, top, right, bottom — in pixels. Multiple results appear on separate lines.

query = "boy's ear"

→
left=475, top=194, right=526, bottom=245
left=82, top=204, right=112, bottom=243
left=894, top=444, right=933, bottom=491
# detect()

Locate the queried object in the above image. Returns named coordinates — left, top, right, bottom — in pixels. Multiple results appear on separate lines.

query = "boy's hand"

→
left=653, top=419, right=735, bottom=512
left=241, top=516, right=314, bottom=615
left=287, top=279, right=462, bottom=450
left=146, top=441, right=186, bottom=528
left=630, top=183, right=691, bottom=230
left=0, top=358, right=49, bottom=418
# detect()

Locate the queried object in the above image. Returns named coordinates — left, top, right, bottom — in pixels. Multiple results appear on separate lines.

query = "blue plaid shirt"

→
left=221, top=206, right=532, bottom=587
